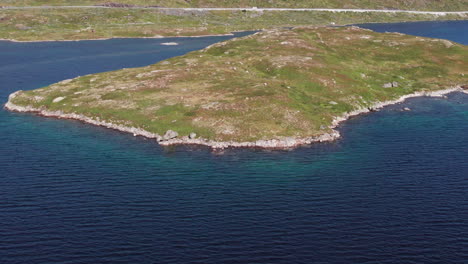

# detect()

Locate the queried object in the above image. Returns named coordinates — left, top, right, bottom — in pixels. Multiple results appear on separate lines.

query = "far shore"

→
left=0, top=33, right=237, bottom=43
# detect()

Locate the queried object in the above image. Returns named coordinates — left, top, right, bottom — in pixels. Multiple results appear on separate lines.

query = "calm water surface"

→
left=1, top=22, right=467, bottom=263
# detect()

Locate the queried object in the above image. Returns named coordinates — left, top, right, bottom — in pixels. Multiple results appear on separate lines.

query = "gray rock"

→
left=383, top=82, right=393, bottom=88
left=383, top=81, right=399, bottom=88
left=403, top=107, right=411, bottom=111
left=189, top=132, right=197, bottom=139
left=163, top=130, right=178, bottom=140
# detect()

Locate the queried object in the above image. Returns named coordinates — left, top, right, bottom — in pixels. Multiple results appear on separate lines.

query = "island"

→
left=5, top=26, right=468, bottom=148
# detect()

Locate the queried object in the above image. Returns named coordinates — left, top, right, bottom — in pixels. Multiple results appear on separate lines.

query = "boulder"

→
left=163, top=130, right=178, bottom=140
left=52, top=96, right=66, bottom=103
left=189, top=132, right=197, bottom=139
left=383, top=81, right=399, bottom=88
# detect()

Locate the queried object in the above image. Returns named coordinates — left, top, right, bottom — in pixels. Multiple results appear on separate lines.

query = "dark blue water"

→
left=1, top=22, right=467, bottom=264
left=357, top=20, right=468, bottom=44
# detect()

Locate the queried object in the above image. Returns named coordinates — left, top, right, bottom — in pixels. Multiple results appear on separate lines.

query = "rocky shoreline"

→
left=4, top=86, right=466, bottom=149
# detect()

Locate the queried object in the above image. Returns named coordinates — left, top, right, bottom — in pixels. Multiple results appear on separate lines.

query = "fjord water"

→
left=1, top=22, right=467, bottom=263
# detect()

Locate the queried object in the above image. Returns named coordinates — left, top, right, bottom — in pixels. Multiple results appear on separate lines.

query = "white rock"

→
left=52, top=97, right=65, bottom=103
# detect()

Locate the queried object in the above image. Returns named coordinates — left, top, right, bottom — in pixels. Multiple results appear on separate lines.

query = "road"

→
left=1, top=6, right=467, bottom=15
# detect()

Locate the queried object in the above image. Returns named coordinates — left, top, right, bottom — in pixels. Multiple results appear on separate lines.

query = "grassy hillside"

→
left=9, top=26, right=467, bottom=143
left=1, top=8, right=465, bottom=41
left=1, top=0, right=467, bottom=11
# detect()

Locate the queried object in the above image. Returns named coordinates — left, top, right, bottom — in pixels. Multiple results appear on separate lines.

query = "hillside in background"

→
left=1, top=0, right=467, bottom=11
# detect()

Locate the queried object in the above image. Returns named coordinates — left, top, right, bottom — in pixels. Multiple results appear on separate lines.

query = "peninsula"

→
left=5, top=26, right=467, bottom=148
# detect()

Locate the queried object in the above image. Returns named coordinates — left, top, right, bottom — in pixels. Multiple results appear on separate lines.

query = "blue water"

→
left=1, top=22, right=467, bottom=264
left=356, top=20, right=468, bottom=44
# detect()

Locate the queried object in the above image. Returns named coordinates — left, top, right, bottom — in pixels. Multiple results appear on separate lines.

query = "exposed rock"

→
left=52, top=97, right=65, bottom=103
left=163, top=130, right=178, bottom=140
left=383, top=81, right=399, bottom=88
left=60, top=79, right=73, bottom=84
left=403, top=107, right=411, bottom=111
left=329, top=101, right=338, bottom=105
left=15, top=24, right=31, bottom=30
left=189, top=132, right=197, bottom=139
left=440, top=39, right=454, bottom=48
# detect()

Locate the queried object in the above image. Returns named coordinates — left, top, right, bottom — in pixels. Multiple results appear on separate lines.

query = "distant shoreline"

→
left=5, top=87, right=466, bottom=150
left=0, top=33, right=237, bottom=43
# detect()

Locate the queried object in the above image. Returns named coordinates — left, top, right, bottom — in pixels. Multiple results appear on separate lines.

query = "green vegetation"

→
left=0, top=8, right=466, bottom=41
left=10, top=27, right=467, bottom=142
left=1, top=0, right=467, bottom=11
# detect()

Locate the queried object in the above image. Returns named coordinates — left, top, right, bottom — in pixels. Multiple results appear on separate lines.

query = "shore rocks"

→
left=4, top=86, right=464, bottom=150
left=163, top=130, right=178, bottom=140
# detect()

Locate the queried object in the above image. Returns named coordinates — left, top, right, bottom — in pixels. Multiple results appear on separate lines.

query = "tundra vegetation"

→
left=9, top=26, right=468, bottom=142
left=0, top=0, right=467, bottom=41
left=1, top=0, right=467, bottom=11
left=0, top=8, right=466, bottom=41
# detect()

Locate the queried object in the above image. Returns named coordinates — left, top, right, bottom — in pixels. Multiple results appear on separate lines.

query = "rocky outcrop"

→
left=4, top=86, right=464, bottom=150
left=383, top=81, right=399, bottom=88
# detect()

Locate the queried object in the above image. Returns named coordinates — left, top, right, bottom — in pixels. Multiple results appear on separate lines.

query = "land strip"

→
left=2, top=6, right=467, bottom=15
left=1, top=0, right=467, bottom=11
left=1, top=7, right=466, bottom=41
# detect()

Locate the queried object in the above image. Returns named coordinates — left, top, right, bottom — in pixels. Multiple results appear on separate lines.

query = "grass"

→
left=10, top=26, right=468, bottom=142
left=0, top=8, right=466, bottom=41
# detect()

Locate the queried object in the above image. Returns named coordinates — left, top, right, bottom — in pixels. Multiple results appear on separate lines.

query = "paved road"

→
left=1, top=6, right=467, bottom=15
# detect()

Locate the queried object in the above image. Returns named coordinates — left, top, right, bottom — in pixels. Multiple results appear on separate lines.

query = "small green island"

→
left=6, top=26, right=467, bottom=148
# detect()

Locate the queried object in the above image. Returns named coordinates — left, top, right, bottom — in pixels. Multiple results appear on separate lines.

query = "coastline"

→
left=4, top=86, right=465, bottom=149
left=0, top=33, right=237, bottom=43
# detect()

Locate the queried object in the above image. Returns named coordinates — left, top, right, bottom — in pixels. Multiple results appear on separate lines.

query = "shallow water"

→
left=1, top=22, right=467, bottom=264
